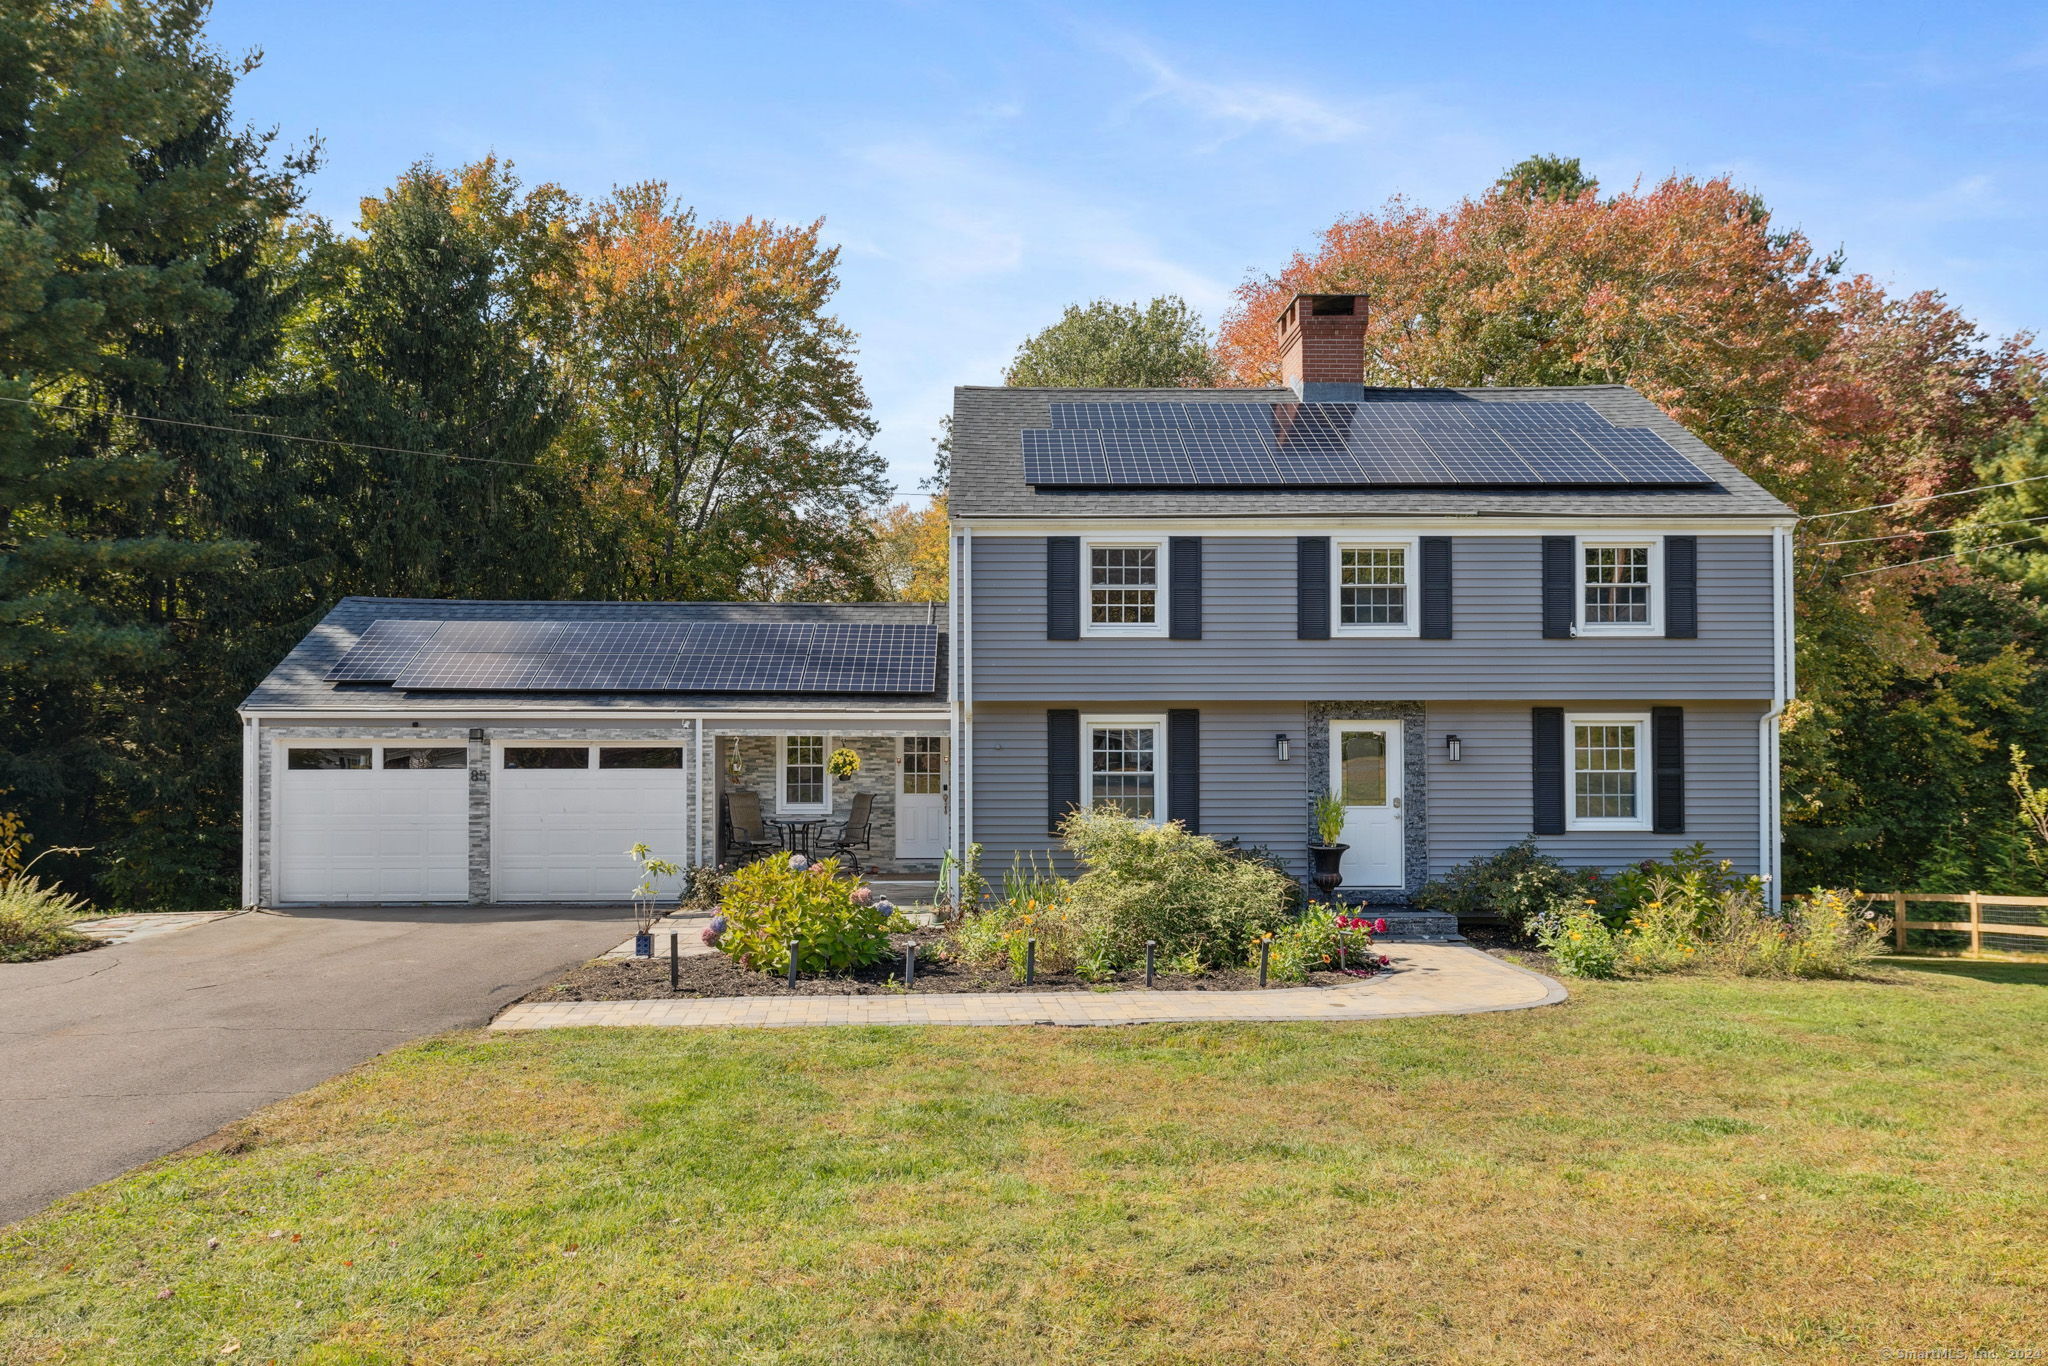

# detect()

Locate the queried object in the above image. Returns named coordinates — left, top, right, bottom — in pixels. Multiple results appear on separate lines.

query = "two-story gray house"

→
left=943, top=294, right=1795, bottom=904
left=236, top=292, right=1792, bottom=910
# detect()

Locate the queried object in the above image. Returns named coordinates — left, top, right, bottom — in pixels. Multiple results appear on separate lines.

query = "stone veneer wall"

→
left=722, top=733, right=934, bottom=870
left=1303, top=701, right=1428, bottom=904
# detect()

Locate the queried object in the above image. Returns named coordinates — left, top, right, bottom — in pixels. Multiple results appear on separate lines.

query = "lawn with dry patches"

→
left=0, top=959, right=2041, bottom=1364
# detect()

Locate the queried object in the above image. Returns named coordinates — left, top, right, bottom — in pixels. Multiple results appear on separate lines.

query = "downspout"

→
left=948, top=525, right=972, bottom=903
left=1760, top=525, right=1793, bottom=911
left=240, top=713, right=259, bottom=908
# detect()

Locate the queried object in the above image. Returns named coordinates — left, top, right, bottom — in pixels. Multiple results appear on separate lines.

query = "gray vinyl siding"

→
left=970, top=702, right=1308, bottom=878
left=1424, top=700, right=1766, bottom=876
left=967, top=699, right=1766, bottom=885
left=969, top=534, right=1774, bottom=700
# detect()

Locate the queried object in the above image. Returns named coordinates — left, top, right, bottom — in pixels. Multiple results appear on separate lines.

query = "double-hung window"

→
left=781, top=734, right=829, bottom=814
left=1333, top=539, right=1418, bottom=636
left=1082, top=539, right=1166, bottom=636
left=1083, top=715, right=1164, bottom=821
left=1567, top=714, right=1650, bottom=831
left=1579, top=539, right=1661, bottom=635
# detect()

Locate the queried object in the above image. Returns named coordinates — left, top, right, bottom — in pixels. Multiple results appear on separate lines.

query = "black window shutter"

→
left=1046, top=537, right=1080, bottom=640
left=1169, top=537, right=1202, bottom=640
left=1651, top=706, right=1686, bottom=833
left=1047, top=709, right=1080, bottom=834
left=1419, top=536, right=1453, bottom=639
left=1541, top=537, right=1576, bottom=639
left=1167, top=709, right=1200, bottom=832
left=1297, top=536, right=1331, bottom=639
left=1665, top=537, right=1698, bottom=639
left=1532, top=707, right=1566, bottom=836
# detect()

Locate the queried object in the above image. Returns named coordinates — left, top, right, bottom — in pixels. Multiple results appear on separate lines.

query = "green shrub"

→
left=715, top=854, right=897, bottom=974
left=1712, top=887, right=1886, bottom=978
left=1615, top=873, right=1709, bottom=974
left=1533, top=900, right=1620, bottom=978
left=945, top=860, right=1087, bottom=980
left=1416, top=838, right=1591, bottom=934
left=0, top=876, right=95, bottom=963
left=1606, top=843, right=1759, bottom=928
left=1263, top=905, right=1382, bottom=982
left=1223, top=841, right=1308, bottom=916
left=1061, top=807, right=1292, bottom=970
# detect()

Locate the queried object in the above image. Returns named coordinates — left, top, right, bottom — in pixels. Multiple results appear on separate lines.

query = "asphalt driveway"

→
left=0, top=905, right=632, bottom=1226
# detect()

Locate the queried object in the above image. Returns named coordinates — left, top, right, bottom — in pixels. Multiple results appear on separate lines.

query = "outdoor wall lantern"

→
left=1445, top=733, right=1462, bottom=763
left=1274, top=733, right=1290, bottom=763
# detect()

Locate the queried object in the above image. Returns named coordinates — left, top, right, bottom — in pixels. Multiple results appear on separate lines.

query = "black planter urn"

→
left=1307, top=844, right=1348, bottom=901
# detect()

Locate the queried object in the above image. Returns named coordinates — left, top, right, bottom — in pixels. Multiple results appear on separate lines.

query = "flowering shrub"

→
left=714, top=853, right=899, bottom=974
left=1533, top=900, right=1621, bottom=978
left=826, top=747, right=861, bottom=779
left=1263, top=907, right=1389, bottom=982
left=1617, top=878, right=1704, bottom=973
left=1712, top=887, right=1886, bottom=978
left=1061, top=807, right=1293, bottom=970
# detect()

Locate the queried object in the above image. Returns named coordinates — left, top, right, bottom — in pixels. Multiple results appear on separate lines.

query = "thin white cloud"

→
left=1118, top=40, right=1367, bottom=145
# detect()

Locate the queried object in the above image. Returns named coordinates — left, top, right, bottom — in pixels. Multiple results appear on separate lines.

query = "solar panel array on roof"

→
left=1022, top=400, right=1713, bottom=489
left=324, top=620, right=938, bottom=693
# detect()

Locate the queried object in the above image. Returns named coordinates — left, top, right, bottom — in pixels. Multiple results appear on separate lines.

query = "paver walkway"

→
left=494, top=943, right=1565, bottom=1029
left=71, top=910, right=240, bottom=946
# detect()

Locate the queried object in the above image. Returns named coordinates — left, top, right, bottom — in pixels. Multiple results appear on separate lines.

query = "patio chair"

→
left=721, top=790, right=780, bottom=865
left=824, top=791, right=874, bottom=864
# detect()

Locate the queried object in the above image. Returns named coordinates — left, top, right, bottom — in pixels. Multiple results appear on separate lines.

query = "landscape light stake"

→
left=669, top=933, right=680, bottom=991
left=1145, top=940, right=1156, bottom=988
left=1025, top=938, right=1037, bottom=986
left=905, top=941, right=917, bottom=989
left=787, top=939, right=799, bottom=990
left=1259, top=936, right=1271, bottom=988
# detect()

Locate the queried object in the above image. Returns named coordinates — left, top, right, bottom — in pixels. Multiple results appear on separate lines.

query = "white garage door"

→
left=492, top=744, right=690, bottom=901
left=276, top=744, right=468, bottom=903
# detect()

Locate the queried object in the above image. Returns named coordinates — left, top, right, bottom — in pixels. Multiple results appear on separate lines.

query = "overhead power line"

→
left=1808, top=513, right=2048, bottom=548
left=0, top=394, right=536, bottom=469
left=1839, top=532, right=2048, bottom=578
left=1799, top=470, right=2048, bottom=523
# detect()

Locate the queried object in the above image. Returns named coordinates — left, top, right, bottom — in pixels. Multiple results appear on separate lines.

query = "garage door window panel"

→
left=383, top=747, right=465, bottom=770
left=598, top=746, right=683, bottom=769
left=505, top=746, right=590, bottom=769
left=288, top=748, right=371, bottom=770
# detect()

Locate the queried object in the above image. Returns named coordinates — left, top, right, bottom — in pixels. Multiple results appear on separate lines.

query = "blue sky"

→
left=208, top=0, right=2047, bottom=497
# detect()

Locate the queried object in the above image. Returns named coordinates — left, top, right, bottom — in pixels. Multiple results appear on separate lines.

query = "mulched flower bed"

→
left=527, top=927, right=1389, bottom=1002
left=1460, top=922, right=1562, bottom=974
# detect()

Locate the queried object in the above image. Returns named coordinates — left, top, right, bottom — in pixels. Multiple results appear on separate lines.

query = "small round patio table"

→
left=770, top=817, right=828, bottom=858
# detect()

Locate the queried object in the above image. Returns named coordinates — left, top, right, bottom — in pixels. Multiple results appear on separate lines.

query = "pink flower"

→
left=1378, top=954, right=1391, bottom=966
left=1374, top=918, right=1388, bottom=934
left=851, top=886, right=875, bottom=905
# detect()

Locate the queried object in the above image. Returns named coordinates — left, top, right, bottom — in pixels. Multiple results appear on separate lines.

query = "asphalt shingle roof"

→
left=948, top=384, right=1794, bottom=519
left=242, top=598, right=950, bottom=714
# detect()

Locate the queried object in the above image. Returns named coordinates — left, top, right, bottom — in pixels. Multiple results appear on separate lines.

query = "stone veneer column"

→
left=467, top=727, right=491, bottom=904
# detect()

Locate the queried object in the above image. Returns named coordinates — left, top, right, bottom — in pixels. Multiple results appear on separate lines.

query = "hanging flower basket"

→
left=826, top=747, right=861, bottom=779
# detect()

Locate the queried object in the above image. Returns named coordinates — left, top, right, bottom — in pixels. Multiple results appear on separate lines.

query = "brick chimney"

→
left=1275, top=293, right=1368, bottom=401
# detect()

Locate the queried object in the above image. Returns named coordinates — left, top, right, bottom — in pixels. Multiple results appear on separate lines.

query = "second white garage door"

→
left=492, top=743, right=691, bottom=901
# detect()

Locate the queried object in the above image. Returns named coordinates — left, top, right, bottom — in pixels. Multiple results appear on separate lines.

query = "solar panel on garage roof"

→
left=1022, top=400, right=1714, bottom=489
left=325, top=619, right=939, bottom=694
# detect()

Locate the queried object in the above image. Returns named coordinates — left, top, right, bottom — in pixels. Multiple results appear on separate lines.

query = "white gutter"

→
left=1760, top=525, right=1793, bottom=910
left=240, top=714, right=260, bottom=907
left=238, top=707, right=950, bottom=722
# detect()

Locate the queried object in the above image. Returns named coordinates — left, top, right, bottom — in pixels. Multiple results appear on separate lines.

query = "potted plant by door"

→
left=1308, top=792, right=1348, bottom=902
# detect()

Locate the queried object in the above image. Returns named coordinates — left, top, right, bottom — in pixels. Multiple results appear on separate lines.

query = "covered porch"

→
left=700, top=721, right=951, bottom=876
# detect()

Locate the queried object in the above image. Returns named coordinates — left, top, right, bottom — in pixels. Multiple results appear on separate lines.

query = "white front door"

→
left=493, top=744, right=690, bottom=901
left=895, top=735, right=947, bottom=861
left=1330, top=722, right=1403, bottom=888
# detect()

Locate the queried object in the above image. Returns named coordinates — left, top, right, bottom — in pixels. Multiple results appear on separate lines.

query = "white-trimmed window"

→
left=780, top=734, right=830, bottom=814
left=1333, top=538, right=1418, bottom=637
left=1567, top=714, right=1650, bottom=831
left=1579, top=539, right=1661, bottom=635
left=1083, top=715, right=1165, bottom=821
left=1082, top=538, right=1167, bottom=636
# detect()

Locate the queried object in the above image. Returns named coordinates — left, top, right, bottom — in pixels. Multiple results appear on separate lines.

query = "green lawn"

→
left=2, top=959, right=2042, bottom=1364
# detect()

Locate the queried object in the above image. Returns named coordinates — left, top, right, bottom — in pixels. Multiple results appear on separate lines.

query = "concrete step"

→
left=1363, top=909, right=1465, bottom=943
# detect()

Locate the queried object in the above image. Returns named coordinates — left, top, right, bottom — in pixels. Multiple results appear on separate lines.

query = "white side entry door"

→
left=895, top=735, right=948, bottom=861
left=1330, top=721, right=1403, bottom=888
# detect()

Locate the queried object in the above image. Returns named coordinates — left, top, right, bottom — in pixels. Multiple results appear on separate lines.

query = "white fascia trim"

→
left=1078, top=533, right=1169, bottom=638
left=1330, top=535, right=1421, bottom=638
left=1562, top=711, right=1653, bottom=833
left=242, top=708, right=949, bottom=723
left=955, top=515, right=1796, bottom=537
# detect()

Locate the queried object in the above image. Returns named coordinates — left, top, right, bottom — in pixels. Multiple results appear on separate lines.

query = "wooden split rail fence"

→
left=1887, top=891, right=2048, bottom=958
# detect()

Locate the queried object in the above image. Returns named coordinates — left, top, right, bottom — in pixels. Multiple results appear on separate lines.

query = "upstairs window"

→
left=1083, top=539, right=1166, bottom=636
left=1333, top=540, right=1417, bottom=636
left=1579, top=540, right=1661, bottom=635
